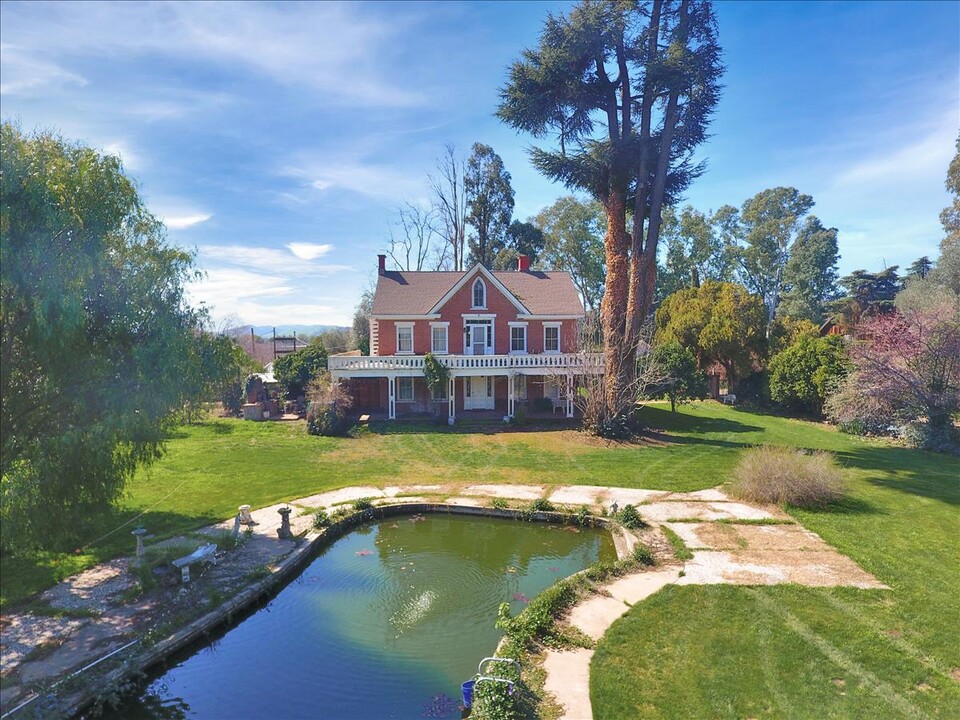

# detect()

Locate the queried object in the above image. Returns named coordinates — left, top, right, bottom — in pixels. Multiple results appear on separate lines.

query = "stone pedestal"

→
left=277, top=507, right=294, bottom=539
left=132, top=527, right=147, bottom=559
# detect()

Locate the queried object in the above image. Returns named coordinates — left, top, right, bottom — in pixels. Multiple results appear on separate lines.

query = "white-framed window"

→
left=397, top=377, right=414, bottom=401
left=512, top=374, right=527, bottom=399
left=472, top=278, right=486, bottom=308
left=544, top=323, right=561, bottom=353
left=430, top=382, right=447, bottom=401
left=396, top=323, right=414, bottom=354
left=430, top=324, right=449, bottom=354
left=510, top=325, right=527, bottom=353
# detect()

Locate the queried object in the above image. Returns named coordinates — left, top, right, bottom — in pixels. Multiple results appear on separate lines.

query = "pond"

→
left=107, top=513, right=617, bottom=719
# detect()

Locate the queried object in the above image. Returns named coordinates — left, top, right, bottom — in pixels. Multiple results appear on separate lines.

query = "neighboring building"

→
left=329, top=255, right=603, bottom=421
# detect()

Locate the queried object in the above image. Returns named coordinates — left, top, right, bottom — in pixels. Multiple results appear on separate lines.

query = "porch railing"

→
left=329, top=352, right=604, bottom=374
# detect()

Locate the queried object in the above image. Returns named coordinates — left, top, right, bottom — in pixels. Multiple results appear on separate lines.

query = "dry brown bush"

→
left=729, top=446, right=845, bottom=508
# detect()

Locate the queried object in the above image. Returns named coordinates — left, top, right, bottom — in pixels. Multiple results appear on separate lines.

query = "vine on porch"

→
left=423, top=352, right=450, bottom=395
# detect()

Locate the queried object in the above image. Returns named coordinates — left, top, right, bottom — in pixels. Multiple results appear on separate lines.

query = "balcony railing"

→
left=329, top=352, right=604, bottom=374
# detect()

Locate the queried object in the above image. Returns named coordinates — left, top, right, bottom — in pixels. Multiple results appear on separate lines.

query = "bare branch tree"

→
left=387, top=202, right=439, bottom=271
left=547, top=315, right=666, bottom=434
left=429, top=144, right=468, bottom=271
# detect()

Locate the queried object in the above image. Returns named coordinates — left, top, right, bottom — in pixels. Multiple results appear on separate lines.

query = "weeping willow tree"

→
left=498, top=0, right=723, bottom=423
left=0, top=123, right=223, bottom=550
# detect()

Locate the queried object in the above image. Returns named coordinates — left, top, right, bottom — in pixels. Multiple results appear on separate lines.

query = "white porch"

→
left=330, top=353, right=603, bottom=422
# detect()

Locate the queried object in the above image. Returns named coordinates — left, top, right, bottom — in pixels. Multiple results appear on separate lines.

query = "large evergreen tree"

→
left=659, top=204, right=734, bottom=296
left=777, top=216, right=840, bottom=323
left=464, top=143, right=515, bottom=268
left=535, top=196, right=607, bottom=312
left=498, top=0, right=723, bottom=421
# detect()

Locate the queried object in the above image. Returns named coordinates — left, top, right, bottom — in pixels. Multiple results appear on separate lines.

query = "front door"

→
left=469, top=324, right=487, bottom=356
left=464, top=376, right=494, bottom=410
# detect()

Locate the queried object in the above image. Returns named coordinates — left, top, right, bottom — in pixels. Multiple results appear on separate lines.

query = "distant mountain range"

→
left=229, top=324, right=349, bottom=338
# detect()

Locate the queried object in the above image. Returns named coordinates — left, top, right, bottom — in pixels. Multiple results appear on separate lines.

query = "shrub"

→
left=615, top=504, right=646, bottom=529
left=594, top=413, right=634, bottom=440
left=312, top=509, right=330, bottom=529
left=646, top=342, right=707, bottom=412
left=472, top=657, right=522, bottom=720
left=530, top=498, right=555, bottom=512
left=221, top=380, right=244, bottom=416
left=352, top=497, right=374, bottom=511
left=490, top=497, right=509, bottom=510
left=510, top=403, right=527, bottom=426
left=769, top=334, right=850, bottom=416
left=730, top=446, right=845, bottom=508
left=631, top=543, right=656, bottom=566
left=574, top=505, right=591, bottom=527
left=305, top=372, right=354, bottom=437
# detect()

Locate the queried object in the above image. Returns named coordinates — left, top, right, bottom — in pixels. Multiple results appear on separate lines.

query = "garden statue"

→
left=277, top=507, right=294, bottom=539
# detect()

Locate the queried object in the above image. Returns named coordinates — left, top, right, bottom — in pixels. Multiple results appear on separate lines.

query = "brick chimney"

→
left=378, top=254, right=386, bottom=275
left=517, top=254, right=530, bottom=272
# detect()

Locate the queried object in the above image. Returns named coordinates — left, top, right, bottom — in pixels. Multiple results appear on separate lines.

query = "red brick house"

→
left=329, top=255, right=603, bottom=422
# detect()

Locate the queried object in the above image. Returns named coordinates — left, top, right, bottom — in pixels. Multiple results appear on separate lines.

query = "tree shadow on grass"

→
left=0, top=507, right=225, bottom=608
left=636, top=405, right=764, bottom=435
left=796, top=495, right=884, bottom=516
left=835, top=446, right=960, bottom=506
left=366, top=419, right=577, bottom=436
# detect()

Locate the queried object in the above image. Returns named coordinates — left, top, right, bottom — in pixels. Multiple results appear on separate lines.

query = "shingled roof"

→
left=372, top=266, right=585, bottom=316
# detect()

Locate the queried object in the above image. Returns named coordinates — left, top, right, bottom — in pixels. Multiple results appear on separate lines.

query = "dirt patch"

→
left=462, top=484, right=545, bottom=500
left=678, top=549, right=887, bottom=588
left=693, top=522, right=745, bottom=550
left=950, top=668, right=960, bottom=683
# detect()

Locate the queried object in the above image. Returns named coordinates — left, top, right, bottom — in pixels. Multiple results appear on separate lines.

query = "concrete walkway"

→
left=0, top=483, right=884, bottom=718
left=543, top=570, right=681, bottom=720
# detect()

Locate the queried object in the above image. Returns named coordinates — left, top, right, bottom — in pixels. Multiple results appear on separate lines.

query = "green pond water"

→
left=107, top=513, right=616, bottom=719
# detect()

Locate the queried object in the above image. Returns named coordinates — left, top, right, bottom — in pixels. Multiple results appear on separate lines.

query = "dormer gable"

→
left=427, top=264, right=529, bottom=316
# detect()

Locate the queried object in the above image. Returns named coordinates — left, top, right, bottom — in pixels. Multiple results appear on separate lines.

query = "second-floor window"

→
left=431, top=325, right=448, bottom=354
left=396, top=324, right=413, bottom=354
left=510, top=325, right=527, bottom=353
left=472, top=278, right=486, bottom=308
left=544, top=324, right=560, bottom=353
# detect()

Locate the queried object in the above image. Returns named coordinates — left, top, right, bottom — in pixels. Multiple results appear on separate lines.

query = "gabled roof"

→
left=372, top=265, right=585, bottom=317
left=427, top=264, right=529, bottom=315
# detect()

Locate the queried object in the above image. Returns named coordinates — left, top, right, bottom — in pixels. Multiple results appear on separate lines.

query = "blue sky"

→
left=2, top=1, right=957, bottom=327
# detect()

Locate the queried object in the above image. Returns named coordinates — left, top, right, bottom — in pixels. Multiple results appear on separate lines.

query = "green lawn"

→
left=3, top=402, right=958, bottom=718
left=592, top=405, right=960, bottom=719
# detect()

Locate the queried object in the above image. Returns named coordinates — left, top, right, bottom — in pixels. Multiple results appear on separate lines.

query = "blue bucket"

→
left=461, top=679, right=476, bottom=708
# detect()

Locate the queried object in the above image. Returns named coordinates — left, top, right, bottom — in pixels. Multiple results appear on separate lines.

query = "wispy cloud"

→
left=165, top=214, right=213, bottom=230
left=187, top=267, right=351, bottom=326
left=1, top=3, right=423, bottom=107
left=198, top=244, right=351, bottom=276
left=831, top=109, right=956, bottom=190
left=281, top=158, right=428, bottom=202
left=0, top=43, right=87, bottom=95
left=286, top=243, right=332, bottom=261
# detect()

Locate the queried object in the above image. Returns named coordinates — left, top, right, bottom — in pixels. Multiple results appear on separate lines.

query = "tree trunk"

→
left=600, top=190, right=633, bottom=419
left=625, top=0, right=662, bottom=351
left=628, top=0, right=687, bottom=331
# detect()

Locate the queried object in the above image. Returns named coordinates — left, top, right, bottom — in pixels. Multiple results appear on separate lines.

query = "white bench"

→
left=172, top=543, right=217, bottom=583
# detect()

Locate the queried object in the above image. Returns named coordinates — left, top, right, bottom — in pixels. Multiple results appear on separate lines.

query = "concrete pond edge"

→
left=33, top=502, right=631, bottom=719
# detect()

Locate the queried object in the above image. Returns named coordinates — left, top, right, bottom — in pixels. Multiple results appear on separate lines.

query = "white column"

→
left=566, top=373, right=574, bottom=418
left=448, top=376, right=456, bottom=424
left=507, top=374, right=515, bottom=418
left=388, top=375, right=396, bottom=420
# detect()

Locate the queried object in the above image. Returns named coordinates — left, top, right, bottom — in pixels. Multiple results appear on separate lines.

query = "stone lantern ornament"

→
left=277, top=507, right=294, bottom=539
